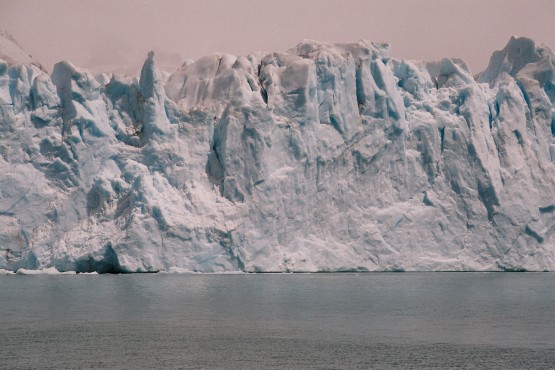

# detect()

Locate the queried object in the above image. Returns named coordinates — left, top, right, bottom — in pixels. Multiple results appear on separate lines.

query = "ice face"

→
left=0, top=37, right=554, bottom=272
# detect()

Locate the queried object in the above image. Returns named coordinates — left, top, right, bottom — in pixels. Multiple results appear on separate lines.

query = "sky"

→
left=1, top=0, right=554, bottom=75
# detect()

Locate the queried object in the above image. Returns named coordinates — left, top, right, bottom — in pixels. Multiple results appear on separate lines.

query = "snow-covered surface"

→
left=0, top=36, right=554, bottom=273
left=0, top=29, right=44, bottom=71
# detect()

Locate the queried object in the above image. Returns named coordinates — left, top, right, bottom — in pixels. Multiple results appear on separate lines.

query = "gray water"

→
left=1, top=273, right=554, bottom=369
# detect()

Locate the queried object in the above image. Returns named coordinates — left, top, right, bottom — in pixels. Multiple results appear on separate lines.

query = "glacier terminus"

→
left=0, top=35, right=554, bottom=273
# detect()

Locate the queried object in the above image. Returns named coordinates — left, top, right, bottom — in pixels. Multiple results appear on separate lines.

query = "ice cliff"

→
left=1, top=36, right=554, bottom=272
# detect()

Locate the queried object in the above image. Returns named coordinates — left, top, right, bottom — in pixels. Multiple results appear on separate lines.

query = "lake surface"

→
left=1, top=273, right=554, bottom=369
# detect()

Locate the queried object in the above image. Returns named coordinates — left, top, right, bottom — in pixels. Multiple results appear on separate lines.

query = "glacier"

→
left=0, top=35, right=554, bottom=273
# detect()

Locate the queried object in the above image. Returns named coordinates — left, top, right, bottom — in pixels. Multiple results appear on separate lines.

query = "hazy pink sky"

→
left=1, top=0, right=554, bottom=75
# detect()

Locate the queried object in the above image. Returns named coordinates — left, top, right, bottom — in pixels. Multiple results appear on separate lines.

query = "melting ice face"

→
left=0, top=35, right=554, bottom=273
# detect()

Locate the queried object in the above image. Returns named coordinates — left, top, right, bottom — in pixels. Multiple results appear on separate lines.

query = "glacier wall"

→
left=1, top=37, right=554, bottom=272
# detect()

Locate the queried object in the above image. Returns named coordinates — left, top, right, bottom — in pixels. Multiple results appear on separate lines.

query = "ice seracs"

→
left=0, top=36, right=554, bottom=273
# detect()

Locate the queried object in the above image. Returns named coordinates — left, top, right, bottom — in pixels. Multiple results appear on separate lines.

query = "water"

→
left=1, top=273, right=554, bottom=369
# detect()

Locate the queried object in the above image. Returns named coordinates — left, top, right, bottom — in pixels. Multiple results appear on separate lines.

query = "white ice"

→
left=0, top=35, right=554, bottom=272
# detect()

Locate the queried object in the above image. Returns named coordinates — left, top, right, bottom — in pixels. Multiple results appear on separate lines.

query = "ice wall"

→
left=0, top=37, right=554, bottom=272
